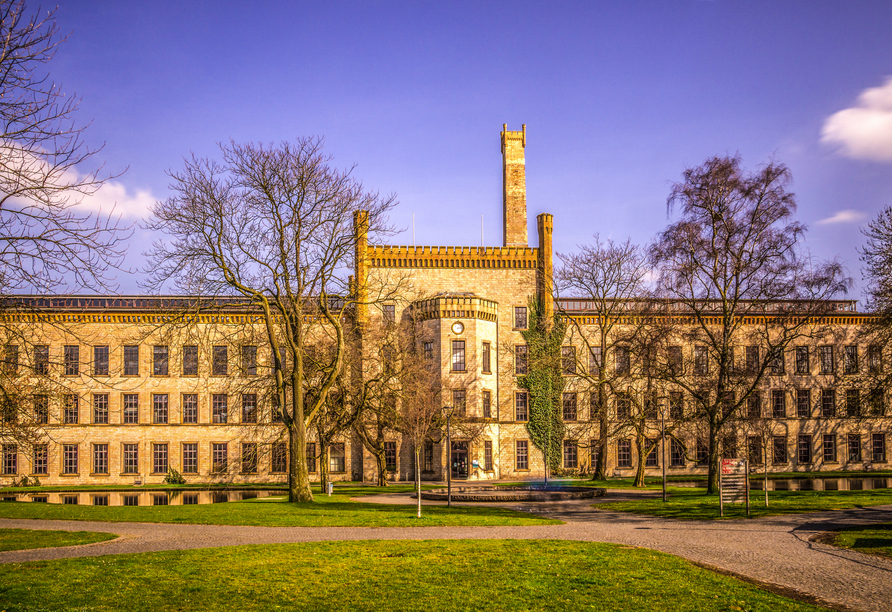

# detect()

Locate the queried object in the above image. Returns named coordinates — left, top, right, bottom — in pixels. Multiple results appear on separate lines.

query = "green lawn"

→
left=827, top=522, right=892, bottom=559
left=0, top=485, right=556, bottom=527
left=0, top=540, right=828, bottom=612
left=596, top=487, right=892, bottom=520
left=0, top=528, right=117, bottom=552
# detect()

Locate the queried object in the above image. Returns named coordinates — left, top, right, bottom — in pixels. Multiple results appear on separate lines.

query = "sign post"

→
left=720, top=458, right=749, bottom=517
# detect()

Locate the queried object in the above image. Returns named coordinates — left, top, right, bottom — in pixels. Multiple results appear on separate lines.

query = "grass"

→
left=0, top=485, right=556, bottom=527
left=0, top=539, right=829, bottom=611
left=596, top=486, right=892, bottom=520
left=0, top=528, right=117, bottom=552
left=0, top=482, right=291, bottom=494
left=826, top=522, right=892, bottom=559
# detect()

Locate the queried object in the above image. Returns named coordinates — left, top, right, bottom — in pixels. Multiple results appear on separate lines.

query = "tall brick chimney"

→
left=501, top=124, right=528, bottom=247
left=353, top=210, right=369, bottom=332
left=537, top=213, right=553, bottom=322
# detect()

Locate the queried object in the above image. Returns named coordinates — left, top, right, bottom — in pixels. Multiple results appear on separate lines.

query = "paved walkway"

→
left=1, top=493, right=892, bottom=612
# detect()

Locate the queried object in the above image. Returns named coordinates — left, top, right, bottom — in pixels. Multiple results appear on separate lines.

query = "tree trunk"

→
left=375, top=451, right=388, bottom=487
left=415, top=444, right=422, bottom=518
left=633, top=433, right=647, bottom=487
left=319, top=438, right=329, bottom=494
left=593, top=382, right=608, bottom=481
left=288, top=423, right=313, bottom=502
left=707, top=418, right=720, bottom=495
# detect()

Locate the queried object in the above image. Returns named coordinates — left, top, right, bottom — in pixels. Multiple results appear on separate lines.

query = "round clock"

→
left=451, top=321, right=464, bottom=334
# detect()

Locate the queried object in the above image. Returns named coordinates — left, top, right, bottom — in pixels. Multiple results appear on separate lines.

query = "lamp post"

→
left=444, top=405, right=454, bottom=507
left=661, top=399, right=667, bottom=503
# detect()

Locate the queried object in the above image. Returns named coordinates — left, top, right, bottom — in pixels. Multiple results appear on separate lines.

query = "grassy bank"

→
left=826, top=522, right=892, bottom=559
left=0, top=528, right=117, bottom=552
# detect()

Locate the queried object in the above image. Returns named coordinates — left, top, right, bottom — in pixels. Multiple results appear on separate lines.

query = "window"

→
left=2, top=444, right=16, bottom=475
left=821, top=389, right=835, bottom=417
left=272, top=395, right=283, bottom=423
left=693, top=346, right=708, bottom=376
left=34, top=345, right=49, bottom=375
left=823, top=434, right=837, bottom=462
left=383, top=304, right=395, bottom=324
left=62, top=444, right=78, bottom=474
left=563, top=440, right=578, bottom=469
left=241, top=345, right=258, bottom=376
left=212, top=394, right=228, bottom=423
left=745, top=345, right=759, bottom=374
left=182, top=394, right=198, bottom=424
left=616, top=393, right=631, bottom=420
left=92, top=495, right=108, bottom=506
left=153, top=444, right=168, bottom=474
left=695, top=439, right=708, bottom=465
left=721, top=391, right=735, bottom=419
left=123, top=345, right=139, bottom=376
left=153, top=394, right=169, bottom=424
left=769, top=349, right=785, bottom=375
left=64, top=394, right=79, bottom=424
left=771, top=389, right=785, bottom=418
left=747, top=394, right=761, bottom=419
left=384, top=441, right=397, bottom=471
left=668, top=345, right=682, bottom=375
left=153, top=346, right=169, bottom=376
left=872, top=434, right=886, bottom=463
left=616, top=439, right=632, bottom=468
left=482, top=390, right=491, bottom=419
left=514, top=306, right=527, bottom=329
left=32, top=444, right=47, bottom=475
left=516, top=440, right=528, bottom=469
left=212, top=346, right=228, bottom=376
left=590, top=441, right=601, bottom=471
left=669, top=391, right=683, bottom=420
left=242, top=443, right=258, bottom=474
left=329, top=443, right=345, bottom=473
left=515, top=345, right=528, bottom=375
left=869, top=389, right=885, bottom=416
left=123, top=495, right=138, bottom=506
left=93, top=346, right=109, bottom=376
left=615, top=346, right=630, bottom=376
left=515, top=392, right=528, bottom=421
left=122, top=444, right=139, bottom=474
left=643, top=391, right=657, bottom=420
left=844, top=345, right=859, bottom=374
left=773, top=436, right=788, bottom=464
left=62, top=495, right=78, bottom=505
left=240, top=394, right=257, bottom=423
left=847, top=434, right=861, bottom=462
left=93, top=394, right=109, bottom=424
left=482, top=342, right=491, bottom=373
left=93, top=444, right=108, bottom=474
left=271, top=442, right=287, bottom=473
left=562, top=393, right=577, bottom=421
left=590, top=346, right=603, bottom=372
left=797, top=435, right=812, bottom=463
left=561, top=346, right=576, bottom=375
left=868, top=345, right=882, bottom=374
left=382, top=346, right=395, bottom=377
left=423, top=341, right=433, bottom=360
left=306, top=442, right=317, bottom=473
left=451, top=340, right=465, bottom=372
left=3, top=345, right=18, bottom=375
left=63, top=345, right=79, bottom=376
left=796, top=389, right=810, bottom=418
left=212, top=443, right=228, bottom=473
left=182, top=443, right=198, bottom=474
left=748, top=437, right=763, bottom=465
left=645, top=439, right=658, bottom=467
left=452, top=389, right=466, bottom=416
left=33, top=395, right=48, bottom=424
left=794, top=346, right=809, bottom=374
left=670, top=438, right=685, bottom=467
left=424, top=441, right=434, bottom=472
left=722, top=435, right=738, bottom=459
left=182, top=493, right=198, bottom=505
left=153, top=494, right=169, bottom=506
left=183, top=345, right=198, bottom=376
left=846, top=389, right=861, bottom=417
left=819, top=346, right=834, bottom=374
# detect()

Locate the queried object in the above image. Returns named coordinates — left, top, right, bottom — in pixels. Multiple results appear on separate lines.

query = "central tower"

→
left=501, top=124, right=528, bottom=247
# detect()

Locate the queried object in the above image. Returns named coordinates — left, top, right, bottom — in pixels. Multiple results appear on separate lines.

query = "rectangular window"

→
left=242, top=443, right=258, bottom=474
left=452, top=389, right=466, bottom=416
left=561, top=346, right=576, bottom=375
left=796, top=389, right=810, bottom=418
left=695, top=439, right=708, bottom=465
left=795, top=347, right=809, bottom=374
left=847, top=434, right=861, bottom=462
left=93, top=345, right=109, bottom=376
left=693, top=346, right=708, bottom=376
left=383, top=304, right=396, bottom=324
left=182, top=394, right=198, bottom=424
left=123, top=495, right=138, bottom=506
left=93, top=394, right=109, bottom=424
left=721, top=391, right=735, bottom=419
left=424, top=441, right=434, bottom=472
left=64, top=394, right=79, bottom=424
left=183, top=345, right=198, bottom=376
left=745, top=345, right=759, bottom=374
left=34, top=345, right=49, bottom=375
left=615, top=346, right=630, bottom=376
left=182, top=443, right=198, bottom=474
left=62, top=444, right=78, bottom=474
left=516, top=440, right=528, bottom=469
left=242, top=394, right=257, bottom=423
left=590, top=346, right=603, bottom=372
left=669, top=391, right=684, bottom=420
left=563, top=440, right=578, bottom=469
left=515, top=345, right=528, bottom=375
left=63, top=345, right=79, bottom=376
left=773, top=436, right=788, bottom=464
left=384, top=441, right=397, bottom=471
left=153, top=394, right=169, bottom=424
left=212, top=394, right=228, bottom=423
left=451, top=340, right=465, bottom=372
left=872, top=433, right=886, bottom=463
left=670, top=438, right=685, bottom=467
left=769, top=349, right=785, bottom=375
left=844, top=345, right=859, bottom=374
left=616, top=393, right=631, bottom=420
left=823, top=434, right=837, bottom=462
left=617, top=439, right=632, bottom=468
left=33, top=444, right=47, bottom=475
left=272, top=395, right=283, bottom=423
left=484, top=440, right=493, bottom=470
left=798, top=435, right=812, bottom=464
left=482, top=390, right=491, bottom=419
left=771, top=389, right=785, bottom=418
left=153, top=444, right=168, bottom=474
left=272, top=442, right=287, bottom=473
left=869, top=389, right=886, bottom=416
left=423, top=341, right=433, bottom=360
left=153, top=346, right=169, bottom=376
left=2, top=444, right=17, bottom=475
left=241, top=345, right=258, bottom=376
left=821, top=389, right=836, bottom=417
left=868, top=345, right=882, bottom=374
left=212, top=443, right=228, bottom=473
left=212, top=346, right=228, bottom=376
left=645, top=439, right=658, bottom=467
left=93, top=495, right=109, bottom=506
left=306, top=442, right=317, bottom=473
left=820, top=346, right=834, bottom=374
left=123, top=345, right=139, bottom=376
left=846, top=389, right=861, bottom=417
left=722, top=435, right=738, bottom=459
left=93, top=444, right=108, bottom=474
left=515, top=392, right=528, bottom=421
left=514, top=306, right=527, bottom=329
left=668, top=345, right=682, bottom=375
left=329, top=443, right=345, bottom=473
left=4, top=345, right=18, bottom=375
left=122, top=444, right=139, bottom=474
left=644, top=391, right=658, bottom=420
left=748, top=436, right=763, bottom=465
left=482, top=342, right=491, bottom=373
left=590, top=441, right=601, bottom=472
left=747, top=393, right=761, bottom=419
left=562, top=393, right=577, bottom=421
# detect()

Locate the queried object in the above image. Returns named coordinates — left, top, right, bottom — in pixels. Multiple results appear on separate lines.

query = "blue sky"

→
left=46, top=1, right=892, bottom=302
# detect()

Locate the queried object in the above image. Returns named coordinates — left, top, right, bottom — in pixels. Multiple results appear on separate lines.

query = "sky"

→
left=38, top=1, right=892, bottom=303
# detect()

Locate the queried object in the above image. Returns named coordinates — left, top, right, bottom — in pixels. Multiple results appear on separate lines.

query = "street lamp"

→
left=661, top=398, right=667, bottom=503
left=443, top=405, right=454, bottom=507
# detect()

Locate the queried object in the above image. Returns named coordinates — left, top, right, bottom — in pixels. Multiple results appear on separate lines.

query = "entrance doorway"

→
left=451, top=441, right=469, bottom=479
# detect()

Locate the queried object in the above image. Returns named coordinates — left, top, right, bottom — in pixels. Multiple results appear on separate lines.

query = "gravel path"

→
left=1, top=493, right=891, bottom=612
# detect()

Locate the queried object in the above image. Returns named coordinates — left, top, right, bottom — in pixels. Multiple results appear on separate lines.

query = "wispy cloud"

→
left=821, top=77, right=892, bottom=161
left=816, top=209, right=867, bottom=225
left=71, top=176, right=156, bottom=220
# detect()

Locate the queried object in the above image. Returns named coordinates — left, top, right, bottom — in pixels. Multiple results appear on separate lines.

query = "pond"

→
left=674, top=477, right=892, bottom=492
left=0, top=489, right=285, bottom=506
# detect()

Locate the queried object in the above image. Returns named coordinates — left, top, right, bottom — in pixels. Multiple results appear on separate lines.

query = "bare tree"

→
left=144, top=138, right=397, bottom=502
left=649, top=155, right=849, bottom=494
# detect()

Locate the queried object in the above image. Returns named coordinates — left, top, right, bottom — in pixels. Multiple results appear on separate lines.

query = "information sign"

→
left=719, top=457, right=749, bottom=516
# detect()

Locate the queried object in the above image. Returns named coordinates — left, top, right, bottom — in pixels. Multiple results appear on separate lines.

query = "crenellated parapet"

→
left=367, top=245, right=538, bottom=269
left=411, top=293, right=499, bottom=322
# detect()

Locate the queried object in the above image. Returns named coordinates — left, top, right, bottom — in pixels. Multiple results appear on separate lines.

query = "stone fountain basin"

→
left=419, top=485, right=605, bottom=502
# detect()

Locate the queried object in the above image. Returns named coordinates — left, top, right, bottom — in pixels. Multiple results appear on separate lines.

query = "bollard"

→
left=327, top=482, right=333, bottom=496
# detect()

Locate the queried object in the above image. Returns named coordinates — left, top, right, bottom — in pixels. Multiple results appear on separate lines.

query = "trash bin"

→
left=327, top=482, right=333, bottom=496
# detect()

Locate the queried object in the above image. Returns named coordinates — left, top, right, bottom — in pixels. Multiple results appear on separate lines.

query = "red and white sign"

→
left=721, top=458, right=747, bottom=475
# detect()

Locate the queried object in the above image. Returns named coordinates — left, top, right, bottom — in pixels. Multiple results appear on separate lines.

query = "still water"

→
left=0, top=490, right=284, bottom=506
left=675, top=477, right=892, bottom=492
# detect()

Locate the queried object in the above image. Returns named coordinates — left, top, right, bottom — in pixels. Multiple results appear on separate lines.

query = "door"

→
left=451, top=441, right=469, bottom=479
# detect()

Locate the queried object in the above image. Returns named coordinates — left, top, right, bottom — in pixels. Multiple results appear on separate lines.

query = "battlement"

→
left=367, top=244, right=538, bottom=269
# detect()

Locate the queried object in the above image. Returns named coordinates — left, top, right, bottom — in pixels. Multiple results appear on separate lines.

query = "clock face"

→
left=451, top=321, right=464, bottom=334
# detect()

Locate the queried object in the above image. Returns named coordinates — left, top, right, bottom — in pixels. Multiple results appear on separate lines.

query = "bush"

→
left=163, top=467, right=186, bottom=485
left=12, top=475, right=41, bottom=487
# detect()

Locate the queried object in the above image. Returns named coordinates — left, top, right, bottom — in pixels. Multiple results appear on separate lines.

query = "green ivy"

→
left=517, top=297, right=566, bottom=471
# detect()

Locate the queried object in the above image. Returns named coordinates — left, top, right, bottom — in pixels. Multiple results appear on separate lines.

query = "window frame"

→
left=515, top=440, right=528, bottom=470
left=123, top=345, right=139, bottom=377
left=152, top=345, right=169, bottom=376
